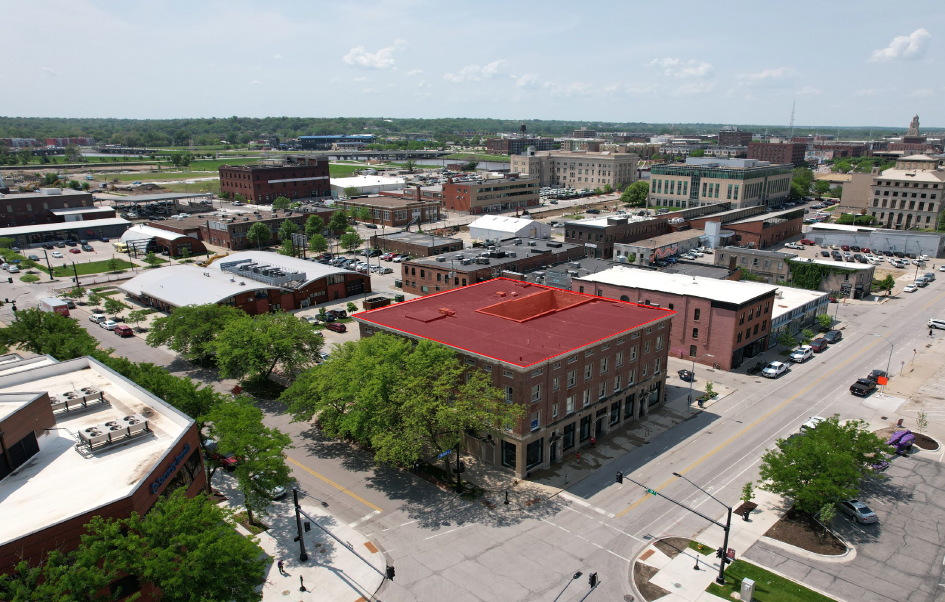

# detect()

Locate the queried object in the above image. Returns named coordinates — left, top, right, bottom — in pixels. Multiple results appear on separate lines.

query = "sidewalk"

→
left=634, top=489, right=799, bottom=602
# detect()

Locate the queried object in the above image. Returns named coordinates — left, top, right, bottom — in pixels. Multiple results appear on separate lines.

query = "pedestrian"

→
left=931, top=329, right=934, bottom=337
left=277, top=559, right=285, bottom=575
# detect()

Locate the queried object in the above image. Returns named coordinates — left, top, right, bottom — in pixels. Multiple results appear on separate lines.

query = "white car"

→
left=99, top=320, right=118, bottom=330
left=7, top=266, right=19, bottom=273
left=800, top=416, right=825, bottom=432
left=903, top=284, right=918, bottom=293
left=838, top=499, right=878, bottom=524
left=762, top=361, right=789, bottom=378
left=940, top=265, right=945, bottom=272
left=51, top=251, right=63, bottom=258
left=89, top=313, right=106, bottom=323
left=928, top=318, right=945, bottom=330
left=789, top=346, right=814, bottom=363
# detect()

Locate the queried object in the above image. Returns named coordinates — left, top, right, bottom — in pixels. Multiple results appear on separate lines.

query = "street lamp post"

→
left=873, top=334, right=894, bottom=395
left=686, top=353, right=714, bottom=415
left=672, top=472, right=732, bottom=586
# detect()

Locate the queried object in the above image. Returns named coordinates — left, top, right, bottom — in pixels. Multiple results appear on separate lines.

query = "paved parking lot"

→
left=745, top=453, right=945, bottom=602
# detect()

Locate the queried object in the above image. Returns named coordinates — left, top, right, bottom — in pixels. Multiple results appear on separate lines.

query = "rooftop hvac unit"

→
left=570, top=262, right=581, bottom=268
left=514, top=239, right=522, bottom=245
left=436, top=256, right=446, bottom=262
left=508, top=251, right=517, bottom=258
left=462, top=259, right=472, bottom=265
left=476, top=257, right=490, bottom=264
left=527, top=240, right=537, bottom=246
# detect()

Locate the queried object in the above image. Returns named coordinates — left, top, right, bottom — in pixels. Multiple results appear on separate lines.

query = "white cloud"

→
left=543, top=81, right=595, bottom=98
left=42, top=67, right=58, bottom=76
left=673, top=81, right=716, bottom=96
left=604, top=82, right=657, bottom=96
left=912, top=88, right=935, bottom=97
left=343, top=39, right=406, bottom=70
left=250, top=80, right=261, bottom=85
left=515, top=74, right=538, bottom=87
left=406, top=69, right=423, bottom=76
left=330, top=76, right=342, bottom=83
left=362, top=88, right=378, bottom=94
left=796, top=85, right=822, bottom=96
left=738, top=67, right=796, bottom=83
left=417, top=79, right=431, bottom=88
left=443, top=59, right=508, bottom=83
left=274, top=54, right=282, bottom=60
left=648, top=58, right=713, bottom=79
left=353, top=76, right=368, bottom=82
left=870, top=28, right=931, bottom=62
left=855, top=88, right=879, bottom=96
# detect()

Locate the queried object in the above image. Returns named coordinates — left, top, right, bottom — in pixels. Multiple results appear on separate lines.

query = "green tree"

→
left=777, top=330, right=796, bottom=349
left=106, top=257, right=122, bottom=272
left=143, top=252, right=162, bottom=268
left=271, top=196, right=291, bottom=210
left=758, top=415, right=887, bottom=514
left=67, top=179, right=81, bottom=190
left=63, top=286, right=87, bottom=302
left=278, top=218, right=299, bottom=241
left=602, top=184, right=613, bottom=194
left=819, top=503, right=837, bottom=538
left=404, top=159, right=416, bottom=173
left=357, top=206, right=373, bottom=222
left=800, top=328, right=816, bottom=344
left=64, top=143, right=83, bottom=162
left=343, top=186, right=359, bottom=198
left=147, top=304, right=244, bottom=364
left=81, top=181, right=91, bottom=191
left=792, top=166, right=814, bottom=194
left=813, top=180, right=831, bottom=195
left=126, top=309, right=150, bottom=331
left=87, top=291, right=103, bottom=309
left=916, top=410, right=929, bottom=434
left=214, top=311, right=323, bottom=382
left=790, top=181, right=806, bottom=200
left=328, top=209, right=350, bottom=233
left=740, top=482, right=755, bottom=505
left=305, top=214, right=325, bottom=238
left=0, top=308, right=103, bottom=360
left=340, top=227, right=363, bottom=253
left=620, top=181, right=649, bottom=206
left=816, top=314, right=832, bottom=331
left=876, top=274, right=896, bottom=294
left=0, top=237, right=14, bottom=248
left=346, top=301, right=357, bottom=313
left=308, top=233, right=328, bottom=253
left=103, top=297, right=128, bottom=319
left=245, top=221, right=271, bottom=249
left=689, top=149, right=706, bottom=157
left=206, top=398, right=292, bottom=524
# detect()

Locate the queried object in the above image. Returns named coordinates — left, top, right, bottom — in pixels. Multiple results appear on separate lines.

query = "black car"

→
left=42, top=243, right=54, bottom=249
left=866, top=369, right=888, bottom=383
left=363, top=223, right=378, bottom=229
left=821, top=250, right=830, bottom=257
left=585, top=209, right=601, bottom=214
left=850, top=245, right=860, bottom=252
left=906, top=252, right=917, bottom=259
left=27, top=254, right=39, bottom=261
left=326, top=309, right=347, bottom=319
left=823, top=330, right=842, bottom=344
left=677, top=369, right=694, bottom=382
left=65, top=240, right=77, bottom=247
left=850, top=378, right=877, bottom=397
left=81, top=244, right=94, bottom=252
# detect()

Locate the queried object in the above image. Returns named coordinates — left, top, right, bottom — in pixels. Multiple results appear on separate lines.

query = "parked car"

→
left=68, top=248, right=81, bottom=254
left=55, top=242, right=66, bottom=248
left=51, top=251, right=63, bottom=258
left=809, top=338, right=829, bottom=353
left=789, top=346, right=814, bottom=363
left=903, top=284, right=918, bottom=293
left=800, top=416, right=825, bottom=432
left=762, top=361, right=789, bottom=378
left=81, top=244, right=94, bottom=252
left=326, top=309, right=347, bottom=319
left=380, top=267, right=393, bottom=274
left=915, top=279, right=928, bottom=288
left=823, top=330, right=842, bottom=344
left=820, top=251, right=830, bottom=257
left=113, top=325, right=134, bottom=337
left=677, top=369, right=694, bottom=382
left=800, top=239, right=814, bottom=245
left=865, top=369, right=888, bottom=383
left=850, top=378, right=877, bottom=397
left=27, top=254, right=39, bottom=261
left=99, top=320, right=118, bottom=330
left=61, top=299, right=76, bottom=309
left=89, top=313, right=106, bottom=323
left=928, top=318, right=945, bottom=330
left=838, top=499, right=878, bottom=524
left=326, top=322, right=347, bottom=333
left=203, top=438, right=237, bottom=470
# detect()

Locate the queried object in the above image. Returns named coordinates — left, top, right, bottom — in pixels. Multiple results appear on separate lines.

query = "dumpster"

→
left=394, top=279, right=402, bottom=288
left=394, top=294, right=405, bottom=302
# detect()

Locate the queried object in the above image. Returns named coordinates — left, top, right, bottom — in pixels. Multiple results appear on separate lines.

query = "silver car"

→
left=838, top=499, right=877, bottom=524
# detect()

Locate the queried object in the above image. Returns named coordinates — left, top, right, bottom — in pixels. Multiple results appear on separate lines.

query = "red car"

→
left=800, top=239, right=814, bottom=245
left=68, top=248, right=81, bottom=254
left=325, top=322, right=347, bottom=333
left=861, top=247, right=870, bottom=254
left=810, top=338, right=829, bottom=353
left=841, top=245, right=850, bottom=251
left=113, top=325, right=134, bottom=337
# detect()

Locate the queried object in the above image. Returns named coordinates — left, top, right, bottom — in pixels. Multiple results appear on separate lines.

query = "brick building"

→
left=354, top=279, right=673, bottom=476
left=120, top=224, right=208, bottom=257
left=867, top=155, right=945, bottom=230
left=573, top=128, right=597, bottom=138
left=156, top=208, right=334, bottom=251
left=714, top=247, right=795, bottom=283
left=575, top=267, right=778, bottom=370
left=400, top=237, right=585, bottom=296
left=718, top=128, right=753, bottom=146
left=485, top=137, right=554, bottom=155
left=688, top=207, right=804, bottom=249
left=218, top=157, right=330, bottom=203
left=747, top=141, right=807, bottom=167
left=563, top=215, right=670, bottom=260
left=336, top=197, right=440, bottom=228
left=369, top=231, right=463, bottom=257
left=511, top=150, right=640, bottom=189
left=45, top=137, right=95, bottom=147
left=0, top=188, right=99, bottom=228
left=0, top=355, right=206, bottom=597
left=441, top=176, right=540, bottom=215
left=120, top=250, right=370, bottom=314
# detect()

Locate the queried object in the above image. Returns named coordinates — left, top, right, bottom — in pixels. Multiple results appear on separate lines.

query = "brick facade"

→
left=564, top=217, right=670, bottom=259
left=441, top=177, right=540, bottom=215
left=337, top=197, right=440, bottom=228
left=219, top=158, right=330, bottom=204
left=748, top=142, right=807, bottom=167
left=1, top=190, right=97, bottom=228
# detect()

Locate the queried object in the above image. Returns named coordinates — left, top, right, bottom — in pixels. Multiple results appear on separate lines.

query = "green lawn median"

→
left=706, top=560, right=837, bottom=602
left=40, top=258, right=137, bottom=277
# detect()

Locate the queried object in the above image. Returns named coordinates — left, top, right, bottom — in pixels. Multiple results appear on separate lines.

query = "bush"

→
left=19, top=274, right=39, bottom=283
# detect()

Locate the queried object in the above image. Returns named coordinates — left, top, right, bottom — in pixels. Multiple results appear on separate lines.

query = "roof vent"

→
left=438, top=308, right=455, bottom=316
left=239, top=281, right=245, bottom=286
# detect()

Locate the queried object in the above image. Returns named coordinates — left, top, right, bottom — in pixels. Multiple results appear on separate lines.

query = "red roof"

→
left=355, top=278, right=674, bottom=367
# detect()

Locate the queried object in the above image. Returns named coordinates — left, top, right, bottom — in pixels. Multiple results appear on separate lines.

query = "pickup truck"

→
left=850, top=378, right=877, bottom=397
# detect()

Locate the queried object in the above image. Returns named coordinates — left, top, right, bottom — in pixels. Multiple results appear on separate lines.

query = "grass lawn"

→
left=647, top=205, right=683, bottom=212
left=95, top=171, right=218, bottom=182
left=162, top=181, right=221, bottom=195
left=443, top=153, right=510, bottom=163
left=40, top=258, right=136, bottom=277
left=706, top=560, right=836, bottom=602
left=329, top=163, right=366, bottom=178
left=688, top=540, right=714, bottom=556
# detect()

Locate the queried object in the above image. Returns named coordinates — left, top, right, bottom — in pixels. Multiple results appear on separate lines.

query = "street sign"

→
left=726, top=548, right=735, bottom=560
left=437, top=449, right=452, bottom=459
left=646, top=488, right=657, bottom=496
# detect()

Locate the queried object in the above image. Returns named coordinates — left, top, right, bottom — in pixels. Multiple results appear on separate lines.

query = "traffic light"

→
left=588, top=572, right=598, bottom=588
left=386, top=565, right=396, bottom=581
left=616, top=471, right=623, bottom=484
left=716, top=547, right=724, bottom=559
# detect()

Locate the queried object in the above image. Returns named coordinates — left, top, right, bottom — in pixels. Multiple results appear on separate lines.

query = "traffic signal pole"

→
left=294, top=500, right=393, bottom=582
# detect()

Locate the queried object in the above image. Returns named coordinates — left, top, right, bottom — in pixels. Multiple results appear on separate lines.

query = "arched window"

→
left=620, top=295, right=630, bottom=302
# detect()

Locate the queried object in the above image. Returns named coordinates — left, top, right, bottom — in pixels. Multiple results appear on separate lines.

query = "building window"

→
left=582, top=389, right=591, bottom=406
left=505, top=386, right=514, bottom=402
left=614, top=375, right=622, bottom=392
left=568, top=355, right=577, bottom=364
left=531, top=368, right=543, bottom=377
left=584, top=364, right=593, bottom=380
left=628, top=368, right=636, bottom=385
left=737, top=332, right=743, bottom=343
left=630, top=346, right=637, bottom=361
left=616, top=351, right=624, bottom=367
left=642, top=363, right=648, bottom=378
left=568, top=370, right=576, bottom=387
left=563, top=423, right=575, bottom=449
left=600, top=357, right=609, bottom=374
left=531, top=384, right=541, bottom=403
left=504, top=370, right=514, bottom=378
left=655, top=336, right=662, bottom=350
left=644, top=341, right=649, bottom=353
left=599, top=381, right=606, bottom=399
left=654, top=358, right=661, bottom=374
left=610, top=401, right=620, bottom=425
left=580, top=416, right=591, bottom=441
left=553, top=377, right=560, bottom=391
left=690, top=345, right=697, bottom=357
left=624, top=393, right=635, bottom=418
left=692, top=328, right=699, bottom=339
left=566, top=395, right=575, bottom=414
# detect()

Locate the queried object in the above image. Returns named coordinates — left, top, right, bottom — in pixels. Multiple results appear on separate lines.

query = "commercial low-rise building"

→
left=511, top=150, right=640, bottom=190
left=218, top=156, right=330, bottom=203
left=468, top=215, right=550, bottom=242
left=355, top=279, right=673, bottom=476
left=336, top=196, right=440, bottom=228
left=575, top=267, right=778, bottom=370
left=369, top=231, right=463, bottom=257
left=298, top=135, right=376, bottom=150
left=563, top=215, right=670, bottom=260
left=614, top=229, right=706, bottom=266
left=866, top=155, right=945, bottom=231
left=768, top=287, right=830, bottom=349
left=0, top=217, right=132, bottom=248
left=748, top=141, right=807, bottom=167
left=0, top=188, right=98, bottom=228
left=152, top=208, right=335, bottom=251
left=330, top=175, right=407, bottom=197
left=649, top=158, right=794, bottom=209
left=688, top=207, right=804, bottom=250
left=119, top=250, right=370, bottom=314
left=714, top=247, right=795, bottom=283
left=441, top=175, right=540, bottom=215
left=400, top=237, right=585, bottom=296
left=0, top=355, right=206, bottom=588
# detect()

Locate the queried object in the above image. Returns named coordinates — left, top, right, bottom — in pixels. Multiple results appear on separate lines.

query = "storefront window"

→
left=579, top=416, right=591, bottom=441
left=526, top=438, right=543, bottom=469
left=501, top=440, right=517, bottom=469
left=563, top=423, right=575, bottom=449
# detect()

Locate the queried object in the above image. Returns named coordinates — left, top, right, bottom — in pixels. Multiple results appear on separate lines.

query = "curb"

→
left=754, top=534, right=856, bottom=563
left=741, top=556, right=850, bottom=602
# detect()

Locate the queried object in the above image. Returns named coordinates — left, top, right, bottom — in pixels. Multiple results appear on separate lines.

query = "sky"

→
left=3, top=0, right=943, bottom=128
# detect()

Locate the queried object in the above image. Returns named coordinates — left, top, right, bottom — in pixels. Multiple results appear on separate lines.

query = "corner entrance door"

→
left=595, top=417, right=604, bottom=437
left=550, top=441, right=557, bottom=464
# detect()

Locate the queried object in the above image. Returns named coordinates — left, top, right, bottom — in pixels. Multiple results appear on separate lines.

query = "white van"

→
left=89, top=313, right=106, bottom=323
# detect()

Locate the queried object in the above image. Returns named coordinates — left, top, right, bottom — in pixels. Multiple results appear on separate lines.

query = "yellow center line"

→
left=921, top=288, right=945, bottom=311
left=286, top=455, right=382, bottom=513
left=615, top=336, right=883, bottom=518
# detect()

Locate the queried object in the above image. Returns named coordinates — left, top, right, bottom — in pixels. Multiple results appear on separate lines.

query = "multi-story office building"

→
left=648, top=158, right=793, bottom=209
left=563, top=215, right=670, bottom=260
left=747, top=141, right=807, bottom=167
left=0, top=188, right=100, bottom=228
left=718, top=127, right=753, bottom=147
left=510, top=150, right=640, bottom=190
left=573, top=128, right=598, bottom=138
left=867, top=154, right=945, bottom=230
left=441, top=176, right=540, bottom=215
left=355, top=279, right=673, bottom=476
left=485, top=137, right=554, bottom=155
left=218, top=156, right=330, bottom=203
left=297, top=135, right=376, bottom=150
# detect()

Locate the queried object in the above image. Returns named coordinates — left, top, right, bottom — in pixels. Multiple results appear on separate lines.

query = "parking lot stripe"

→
left=616, top=336, right=884, bottom=518
left=286, top=456, right=382, bottom=512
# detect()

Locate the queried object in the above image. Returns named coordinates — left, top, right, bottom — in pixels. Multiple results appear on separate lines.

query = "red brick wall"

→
left=219, top=163, right=330, bottom=203
left=728, top=216, right=803, bottom=249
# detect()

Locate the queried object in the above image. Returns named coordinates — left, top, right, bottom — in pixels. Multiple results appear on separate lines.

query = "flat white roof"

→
left=329, top=175, right=405, bottom=187
left=120, top=224, right=189, bottom=242
left=810, top=223, right=875, bottom=233
left=576, top=266, right=778, bottom=304
left=771, top=287, right=829, bottom=320
left=0, top=218, right=130, bottom=237
left=876, top=169, right=945, bottom=183
left=0, top=357, right=192, bottom=546
left=49, top=206, right=115, bottom=215
left=790, top=257, right=874, bottom=271
left=468, top=215, right=538, bottom=232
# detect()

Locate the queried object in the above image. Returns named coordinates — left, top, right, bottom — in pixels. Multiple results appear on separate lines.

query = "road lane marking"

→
left=285, top=455, right=382, bottom=512
left=616, top=336, right=884, bottom=518
left=560, top=491, right=616, bottom=518
left=349, top=510, right=381, bottom=528
left=424, top=525, right=468, bottom=540
left=400, top=519, right=419, bottom=527
left=922, top=289, right=945, bottom=310
left=593, top=542, right=631, bottom=562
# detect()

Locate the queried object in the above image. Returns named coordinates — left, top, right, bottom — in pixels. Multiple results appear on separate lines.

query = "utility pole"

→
left=789, top=101, right=796, bottom=139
